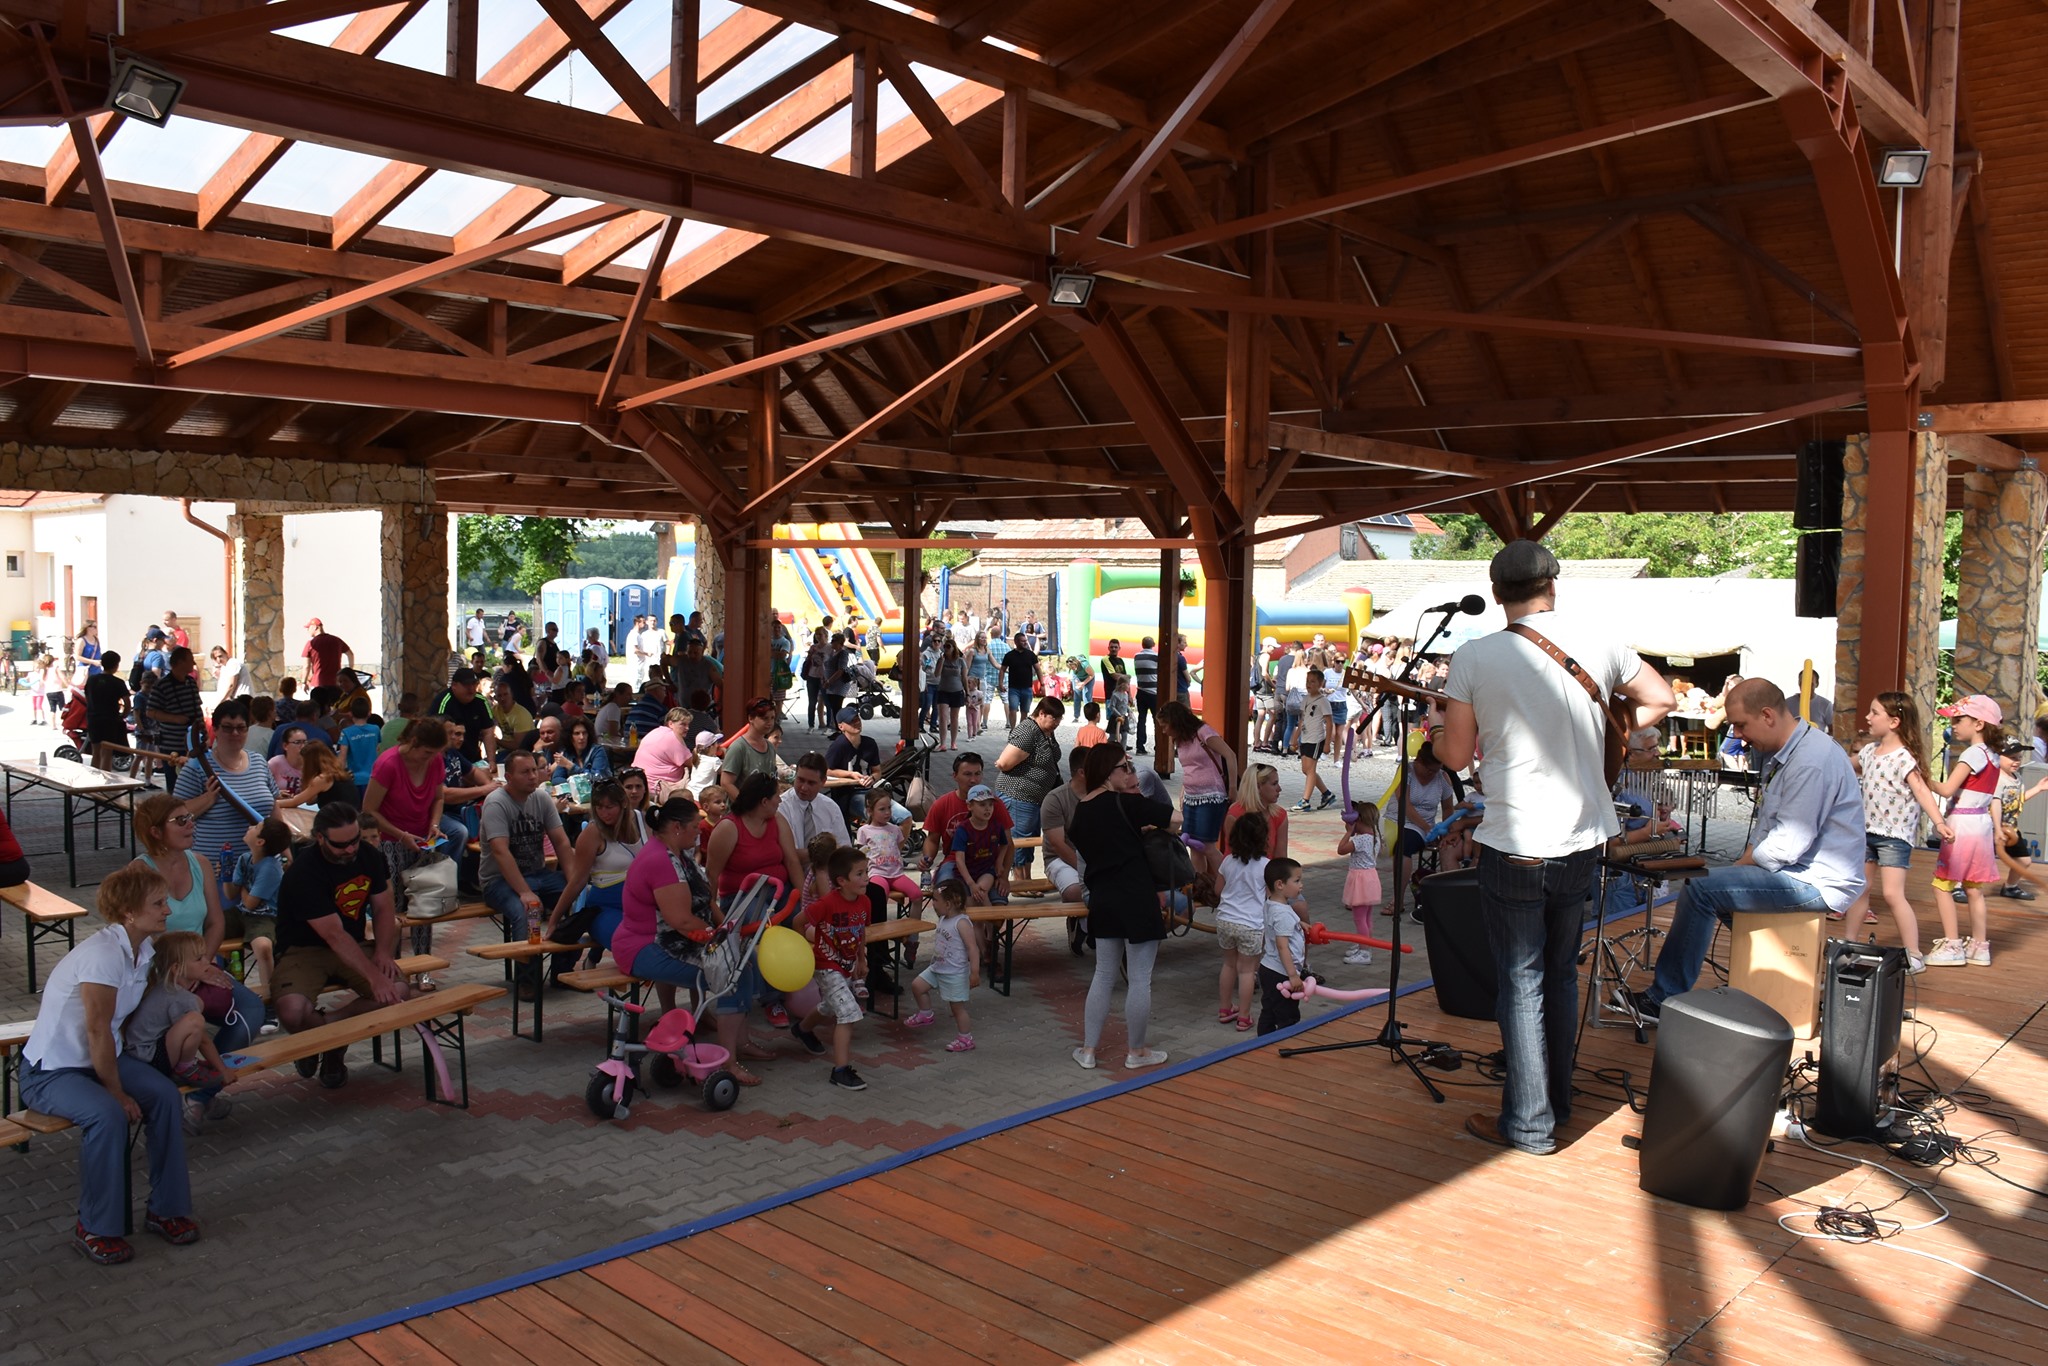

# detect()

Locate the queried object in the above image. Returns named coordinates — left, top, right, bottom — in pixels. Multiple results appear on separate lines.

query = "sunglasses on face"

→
left=321, top=833, right=361, bottom=851
left=1116, top=761, right=1136, bottom=774
left=164, top=812, right=196, bottom=828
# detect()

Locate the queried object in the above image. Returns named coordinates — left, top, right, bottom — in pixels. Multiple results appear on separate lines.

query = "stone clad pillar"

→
left=229, top=511, right=287, bottom=694
left=1831, top=432, right=1946, bottom=741
left=1953, top=464, right=2048, bottom=718
left=380, top=505, right=452, bottom=713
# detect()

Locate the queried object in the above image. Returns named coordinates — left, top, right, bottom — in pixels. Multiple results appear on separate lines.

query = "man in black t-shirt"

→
left=83, top=649, right=131, bottom=765
left=1001, top=633, right=1040, bottom=730
left=270, top=802, right=409, bottom=1089
left=433, top=667, right=497, bottom=766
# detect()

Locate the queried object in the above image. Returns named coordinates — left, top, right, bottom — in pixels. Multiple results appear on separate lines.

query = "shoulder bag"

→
left=1505, top=624, right=1632, bottom=788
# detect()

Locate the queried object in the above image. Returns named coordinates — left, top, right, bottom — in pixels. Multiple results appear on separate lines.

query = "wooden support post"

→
left=1153, top=545, right=1179, bottom=775
left=670, top=0, right=700, bottom=130
left=1202, top=535, right=1252, bottom=766
left=1900, top=0, right=1960, bottom=389
left=446, top=0, right=478, bottom=82
left=850, top=42, right=880, bottom=181
left=1001, top=85, right=1027, bottom=209
left=899, top=545, right=923, bottom=746
left=720, top=329, right=778, bottom=735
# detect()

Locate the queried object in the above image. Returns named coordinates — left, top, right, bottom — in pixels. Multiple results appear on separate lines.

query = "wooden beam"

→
left=1080, top=92, right=1770, bottom=270
left=1923, top=403, right=2048, bottom=435
left=1268, top=423, right=1519, bottom=478
left=1941, top=433, right=2027, bottom=471
left=165, top=203, right=628, bottom=369
left=1321, top=382, right=1863, bottom=433
left=125, top=0, right=388, bottom=53
left=872, top=43, right=1003, bottom=211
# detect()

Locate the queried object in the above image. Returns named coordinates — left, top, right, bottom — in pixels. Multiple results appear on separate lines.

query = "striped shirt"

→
left=147, top=674, right=203, bottom=753
left=173, top=753, right=277, bottom=876
left=1133, top=649, right=1160, bottom=694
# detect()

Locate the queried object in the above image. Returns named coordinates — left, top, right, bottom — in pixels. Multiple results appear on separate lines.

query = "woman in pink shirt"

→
left=628, top=707, right=695, bottom=800
left=362, top=718, right=450, bottom=971
left=1159, top=700, right=1237, bottom=886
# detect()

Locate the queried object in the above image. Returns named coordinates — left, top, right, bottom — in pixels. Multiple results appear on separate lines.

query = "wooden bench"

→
left=223, top=982, right=504, bottom=1107
left=966, top=904, right=1083, bottom=996
left=0, top=882, right=89, bottom=993
left=465, top=940, right=589, bottom=1041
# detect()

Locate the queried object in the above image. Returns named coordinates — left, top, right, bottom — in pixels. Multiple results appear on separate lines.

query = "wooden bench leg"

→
left=25, top=913, right=75, bottom=994
left=417, top=1011, right=471, bottom=1108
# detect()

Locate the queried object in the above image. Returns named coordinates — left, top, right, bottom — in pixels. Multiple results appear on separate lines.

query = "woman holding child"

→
left=17, top=863, right=200, bottom=1264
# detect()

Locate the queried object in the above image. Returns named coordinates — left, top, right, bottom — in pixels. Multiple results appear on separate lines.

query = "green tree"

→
left=572, top=531, right=658, bottom=579
left=1414, top=511, right=1802, bottom=578
left=455, top=515, right=590, bottom=600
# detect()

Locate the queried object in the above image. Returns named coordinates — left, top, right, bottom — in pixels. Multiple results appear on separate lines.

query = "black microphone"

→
left=1424, top=595, right=1487, bottom=616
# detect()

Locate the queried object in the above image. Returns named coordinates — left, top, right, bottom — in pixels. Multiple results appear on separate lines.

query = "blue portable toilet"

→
left=647, top=581, right=668, bottom=634
left=614, top=580, right=654, bottom=655
left=540, top=580, right=582, bottom=652
left=579, top=581, right=614, bottom=658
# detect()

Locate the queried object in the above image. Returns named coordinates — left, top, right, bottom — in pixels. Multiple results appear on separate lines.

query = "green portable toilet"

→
left=9, top=622, right=29, bottom=658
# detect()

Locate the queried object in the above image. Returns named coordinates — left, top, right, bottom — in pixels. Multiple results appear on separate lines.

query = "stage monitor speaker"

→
left=1638, top=987, right=1794, bottom=1210
left=1811, top=940, right=1909, bottom=1140
left=1416, top=867, right=1495, bottom=1021
left=1794, top=440, right=1844, bottom=618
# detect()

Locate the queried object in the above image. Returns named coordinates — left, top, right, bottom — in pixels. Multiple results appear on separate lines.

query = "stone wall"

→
left=380, top=507, right=454, bottom=713
left=228, top=512, right=287, bottom=692
left=0, top=442, right=426, bottom=506
left=1953, top=465, right=2048, bottom=719
left=1832, top=431, right=1947, bottom=740
left=693, top=517, right=725, bottom=640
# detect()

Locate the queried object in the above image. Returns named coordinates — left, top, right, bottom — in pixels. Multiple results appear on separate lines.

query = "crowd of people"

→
left=22, top=570, right=2041, bottom=1264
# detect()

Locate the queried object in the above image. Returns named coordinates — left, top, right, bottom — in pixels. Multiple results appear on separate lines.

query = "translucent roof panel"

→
left=242, top=141, right=400, bottom=217
left=0, top=125, right=69, bottom=168
left=97, top=118, right=250, bottom=195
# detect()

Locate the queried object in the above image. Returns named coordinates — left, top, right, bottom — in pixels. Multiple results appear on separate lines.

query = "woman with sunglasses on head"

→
left=171, top=698, right=278, bottom=898
left=544, top=778, right=648, bottom=971
left=133, top=792, right=265, bottom=1130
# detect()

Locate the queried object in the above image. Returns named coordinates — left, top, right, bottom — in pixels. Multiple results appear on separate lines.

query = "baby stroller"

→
left=585, top=876, right=793, bottom=1121
left=848, top=654, right=899, bottom=720
left=53, top=687, right=90, bottom=762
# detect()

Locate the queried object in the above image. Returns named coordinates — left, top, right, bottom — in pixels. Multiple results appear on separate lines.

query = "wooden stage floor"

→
left=292, top=860, right=2048, bottom=1365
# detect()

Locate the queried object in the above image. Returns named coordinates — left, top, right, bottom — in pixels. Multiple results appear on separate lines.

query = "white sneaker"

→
left=1342, top=946, right=1373, bottom=965
left=1924, top=938, right=1968, bottom=967
left=182, top=1098, right=206, bottom=1137
left=206, top=1092, right=234, bottom=1121
left=1906, top=952, right=1926, bottom=975
left=1124, top=1048, right=1169, bottom=1070
left=1072, top=1047, right=1096, bottom=1070
left=1966, top=938, right=1992, bottom=966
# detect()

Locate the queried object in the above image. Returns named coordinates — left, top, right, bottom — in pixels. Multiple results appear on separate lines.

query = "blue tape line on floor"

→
left=227, top=972, right=1436, bottom=1365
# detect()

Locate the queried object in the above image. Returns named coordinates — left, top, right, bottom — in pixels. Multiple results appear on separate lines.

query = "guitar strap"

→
left=1504, top=624, right=1628, bottom=744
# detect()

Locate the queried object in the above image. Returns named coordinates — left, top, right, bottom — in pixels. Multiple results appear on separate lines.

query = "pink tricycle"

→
left=586, top=995, right=737, bottom=1119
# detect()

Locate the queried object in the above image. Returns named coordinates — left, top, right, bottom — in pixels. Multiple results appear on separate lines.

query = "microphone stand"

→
left=1282, top=603, right=1463, bottom=1102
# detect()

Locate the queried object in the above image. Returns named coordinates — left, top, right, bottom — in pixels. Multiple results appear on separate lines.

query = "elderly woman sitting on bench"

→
left=17, top=864, right=200, bottom=1265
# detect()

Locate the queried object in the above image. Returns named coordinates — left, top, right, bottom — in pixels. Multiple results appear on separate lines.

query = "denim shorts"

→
left=1865, top=834, right=1913, bottom=870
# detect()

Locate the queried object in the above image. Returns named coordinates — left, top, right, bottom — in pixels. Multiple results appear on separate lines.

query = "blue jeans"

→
left=1006, top=686, right=1032, bottom=720
left=1279, top=708, right=1301, bottom=750
left=1001, top=794, right=1040, bottom=870
left=197, top=980, right=267, bottom=1103
left=1476, top=843, right=1601, bottom=1153
left=483, top=869, right=568, bottom=942
left=21, top=1056, right=190, bottom=1236
left=1649, top=865, right=1831, bottom=1005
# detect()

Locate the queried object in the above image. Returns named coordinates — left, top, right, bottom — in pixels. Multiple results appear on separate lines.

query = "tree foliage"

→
left=571, top=531, right=658, bottom=580
left=1414, top=512, right=1802, bottom=579
left=455, top=515, right=590, bottom=600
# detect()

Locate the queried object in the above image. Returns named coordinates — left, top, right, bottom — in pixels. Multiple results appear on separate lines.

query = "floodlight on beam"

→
left=108, top=58, right=185, bottom=126
left=1048, top=271, right=1096, bottom=307
left=1877, top=148, right=1930, bottom=187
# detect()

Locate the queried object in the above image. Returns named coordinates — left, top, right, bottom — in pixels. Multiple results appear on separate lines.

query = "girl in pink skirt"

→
left=1336, top=803, right=1383, bottom=966
left=1927, top=694, right=2004, bottom=967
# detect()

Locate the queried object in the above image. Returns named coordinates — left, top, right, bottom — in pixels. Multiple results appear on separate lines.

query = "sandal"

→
left=72, top=1223, right=133, bottom=1265
left=413, top=975, right=439, bottom=993
left=737, top=1041, right=775, bottom=1062
left=1217, top=1006, right=1238, bottom=1023
left=1235, top=1016, right=1253, bottom=1032
left=728, top=1062, right=762, bottom=1087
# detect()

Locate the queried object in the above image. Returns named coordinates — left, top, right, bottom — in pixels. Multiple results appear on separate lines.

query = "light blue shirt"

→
left=1750, top=720, right=1867, bottom=912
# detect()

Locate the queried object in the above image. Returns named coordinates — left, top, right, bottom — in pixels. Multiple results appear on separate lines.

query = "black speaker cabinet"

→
left=1812, top=940, right=1909, bottom=1140
left=1416, top=866, right=1495, bottom=1021
left=1639, top=987, right=1794, bottom=1210
left=1794, top=440, right=1845, bottom=618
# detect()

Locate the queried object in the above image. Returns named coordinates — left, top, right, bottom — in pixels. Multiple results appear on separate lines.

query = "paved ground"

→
left=0, top=688, right=1761, bottom=1364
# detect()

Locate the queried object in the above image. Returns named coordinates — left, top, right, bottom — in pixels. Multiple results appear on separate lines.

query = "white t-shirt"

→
left=1299, top=693, right=1332, bottom=746
left=1444, top=609, right=1644, bottom=858
left=1260, top=899, right=1305, bottom=977
left=466, top=616, right=487, bottom=648
left=1216, top=854, right=1269, bottom=930
left=217, top=655, right=247, bottom=697
left=596, top=700, right=625, bottom=738
left=24, top=924, right=154, bottom=1070
left=1403, top=768, right=1457, bottom=836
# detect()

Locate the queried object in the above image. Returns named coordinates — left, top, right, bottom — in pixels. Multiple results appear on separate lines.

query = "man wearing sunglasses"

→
left=269, top=802, right=410, bottom=1090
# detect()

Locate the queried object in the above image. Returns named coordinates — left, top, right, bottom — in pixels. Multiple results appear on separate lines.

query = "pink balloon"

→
left=783, top=982, right=822, bottom=1018
left=1278, top=974, right=1388, bottom=1004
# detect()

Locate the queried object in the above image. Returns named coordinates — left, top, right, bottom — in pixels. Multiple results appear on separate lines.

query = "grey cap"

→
left=1490, top=539, right=1560, bottom=584
left=966, top=783, right=996, bottom=802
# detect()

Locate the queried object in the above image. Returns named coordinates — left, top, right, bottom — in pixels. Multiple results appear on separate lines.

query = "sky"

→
left=0, top=0, right=969, bottom=271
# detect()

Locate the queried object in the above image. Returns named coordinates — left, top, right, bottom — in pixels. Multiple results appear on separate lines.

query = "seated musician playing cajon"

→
left=1623, top=679, right=1865, bottom=1023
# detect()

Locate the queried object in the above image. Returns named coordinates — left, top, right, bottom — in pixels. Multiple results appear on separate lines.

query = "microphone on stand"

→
left=1422, top=595, right=1487, bottom=616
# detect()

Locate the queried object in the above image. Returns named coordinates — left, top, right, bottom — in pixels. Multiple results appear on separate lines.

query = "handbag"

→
left=1506, top=624, right=1632, bottom=788
left=398, top=853, right=460, bottom=919
left=1115, top=795, right=1194, bottom=892
left=195, top=978, right=236, bottom=1024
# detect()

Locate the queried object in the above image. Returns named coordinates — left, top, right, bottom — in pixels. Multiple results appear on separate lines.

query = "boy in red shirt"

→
left=792, top=846, right=872, bottom=1090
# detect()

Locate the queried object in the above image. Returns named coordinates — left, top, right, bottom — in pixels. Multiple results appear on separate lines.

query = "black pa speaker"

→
left=1416, top=867, right=1496, bottom=1021
left=1812, top=940, right=1909, bottom=1140
left=1794, top=440, right=1844, bottom=618
left=1638, top=987, right=1794, bottom=1210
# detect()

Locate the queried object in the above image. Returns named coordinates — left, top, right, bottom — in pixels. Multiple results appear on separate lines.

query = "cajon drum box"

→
left=1728, top=910, right=1823, bottom=1038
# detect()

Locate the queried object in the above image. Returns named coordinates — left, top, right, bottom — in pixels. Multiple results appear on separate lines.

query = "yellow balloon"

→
left=757, top=925, right=816, bottom=994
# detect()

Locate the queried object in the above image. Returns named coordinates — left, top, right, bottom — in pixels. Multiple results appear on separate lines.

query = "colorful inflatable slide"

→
left=1058, top=560, right=1375, bottom=704
left=665, top=523, right=905, bottom=664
